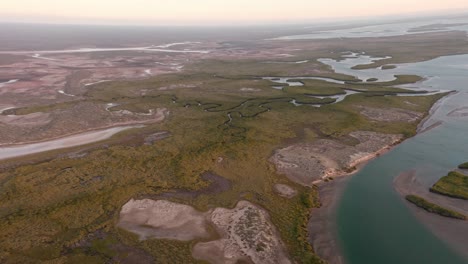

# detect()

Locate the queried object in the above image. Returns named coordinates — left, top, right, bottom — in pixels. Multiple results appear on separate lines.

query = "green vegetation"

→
left=0, top=49, right=446, bottom=263
left=458, top=162, right=468, bottom=169
left=405, top=195, right=466, bottom=220
left=430, top=171, right=468, bottom=200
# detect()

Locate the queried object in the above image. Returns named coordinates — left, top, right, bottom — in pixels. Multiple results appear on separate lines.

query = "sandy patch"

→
left=193, top=201, right=291, bottom=264
left=273, top=184, right=298, bottom=198
left=118, top=199, right=211, bottom=241
left=118, top=199, right=291, bottom=263
left=359, top=106, right=423, bottom=122
left=271, top=131, right=402, bottom=186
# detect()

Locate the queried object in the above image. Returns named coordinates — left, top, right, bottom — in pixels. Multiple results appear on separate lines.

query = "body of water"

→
left=275, top=18, right=468, bottom=40
left=326, top=54, right=468, bottom=263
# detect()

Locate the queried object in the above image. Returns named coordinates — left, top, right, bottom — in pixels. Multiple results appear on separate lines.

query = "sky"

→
left=1, top=0, right=468, bottom=25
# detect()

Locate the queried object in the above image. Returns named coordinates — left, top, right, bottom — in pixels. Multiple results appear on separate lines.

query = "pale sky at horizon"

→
left=2, top=0, right=468, bottom=25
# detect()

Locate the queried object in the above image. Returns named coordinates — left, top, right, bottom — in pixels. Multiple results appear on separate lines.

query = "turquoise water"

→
left=333, top=55, right=468, bottom=264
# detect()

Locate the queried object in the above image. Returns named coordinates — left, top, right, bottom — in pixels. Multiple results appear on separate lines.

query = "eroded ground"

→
left=119, top=198, right=291, bottom=264
left=271, top=131, right=403, bottom=186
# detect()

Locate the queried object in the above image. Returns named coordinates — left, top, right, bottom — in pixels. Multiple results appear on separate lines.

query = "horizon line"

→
left=1, top=8, right=468, bottom=28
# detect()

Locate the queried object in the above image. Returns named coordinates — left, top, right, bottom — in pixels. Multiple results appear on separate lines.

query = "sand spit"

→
left=271, top=131, right=402, bottom=186
left=394, top=172, right=468, bottom=259
left=417, top=91, right=455, bottom=133
left=118, top=199, right=211, bottom=241
left=118, top=199, right=291, bottom=264
left=447, top=106, right=468, bottom=117
left=273, top=184, right=298, bottom=198
left=359, top=106, right=423, bottom=122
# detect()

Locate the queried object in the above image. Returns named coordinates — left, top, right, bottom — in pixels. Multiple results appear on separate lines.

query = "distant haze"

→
left=2, top=0, right=468, bottom=25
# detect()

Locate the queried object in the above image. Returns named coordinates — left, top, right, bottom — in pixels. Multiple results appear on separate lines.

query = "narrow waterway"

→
left=326, top=54, right=468, bottom=263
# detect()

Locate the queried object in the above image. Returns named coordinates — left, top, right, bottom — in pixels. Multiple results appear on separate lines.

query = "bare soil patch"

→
left=118, top=199, right=291, bottom=263
left=271, top=131, right=402, bottom=186
left=118, top=199, right=211, bottom=241
left=193, top=201, right=291, bottom=264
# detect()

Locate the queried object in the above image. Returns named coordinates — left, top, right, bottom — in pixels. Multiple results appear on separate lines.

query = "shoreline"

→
left=312, top=139, right=402, bottom=185
left=393, top=171, right=468, bottom=260
left=307, top=92, right=453, bottom=263
left=307, top=139, right=400, bottom=264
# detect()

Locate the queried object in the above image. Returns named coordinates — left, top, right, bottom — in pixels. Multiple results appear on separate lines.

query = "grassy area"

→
left=430, top=171, right=468, bottom=200
left=405, top=195, right=466, bottom=220
left=0, top=47, right=447, bottom=263
left=458, top=162, right=468, bottom=169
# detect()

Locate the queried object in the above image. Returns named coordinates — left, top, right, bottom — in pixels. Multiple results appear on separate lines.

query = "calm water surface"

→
left=328, top=54, right=468, bottom=264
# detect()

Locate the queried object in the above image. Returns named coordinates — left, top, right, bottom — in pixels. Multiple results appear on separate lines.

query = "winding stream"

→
left=328, top=54, right=468, bottom=263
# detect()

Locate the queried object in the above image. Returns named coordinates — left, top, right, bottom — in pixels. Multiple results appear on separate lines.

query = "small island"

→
left=405, top=195, right=466, bottom=220
left=430, top=171, right=468, bottom=200
left=458, top=162, right=468, bottom=169
left=382, top=65, right=397, bottom=70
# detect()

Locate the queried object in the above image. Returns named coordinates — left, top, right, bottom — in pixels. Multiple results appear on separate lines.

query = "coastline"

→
left=307, top=139, right=400, bottom=264
left=307, top=92, right=452, bottom=263
left=416, top=91, right=457, bottom=133
left=393, top=171, right=468, bottom=260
